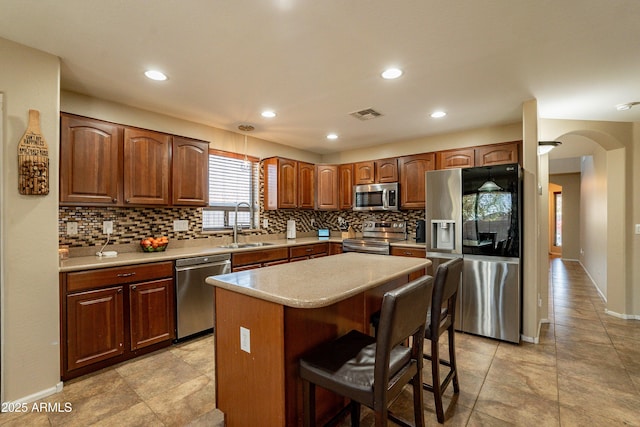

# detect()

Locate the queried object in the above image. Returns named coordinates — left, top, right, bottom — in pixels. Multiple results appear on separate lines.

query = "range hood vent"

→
left=349, top=108, right=383, bottom=121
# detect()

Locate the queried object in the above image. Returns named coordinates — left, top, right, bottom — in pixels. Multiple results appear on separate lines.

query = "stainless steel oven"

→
left=342, top=220, right=407, bottom=255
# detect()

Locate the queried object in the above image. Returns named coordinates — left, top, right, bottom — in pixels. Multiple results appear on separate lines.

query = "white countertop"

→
left=205, top=252, right=431, bottom=308
left=59, top=237, right=342, bottom=272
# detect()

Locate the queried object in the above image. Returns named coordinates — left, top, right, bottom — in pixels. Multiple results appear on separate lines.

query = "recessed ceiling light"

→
left=261, top=110, right=277, bottom=118
left=326, top=133, right=339, bottom=140
left=381, top=68, right=403, bottom=79
left=144, top=70, right=167, bottom=81
left=430, top=111, right=447, bottom=118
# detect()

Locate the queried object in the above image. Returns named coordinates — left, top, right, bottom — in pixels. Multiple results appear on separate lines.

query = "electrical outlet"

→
left=66, top=222, right=78, bottom=235
left=103, top=221, right=113, bottom=234
left=310, top=218, right=316, bottom=226
left=538, top=293, right=542, bottom=307
left=262, top=218, right=268, bottom=228
left=173, top=220, right=189, bottom=232
left=240, top=327, right=251, bottom=353
left=635, top=224, right=640, bottom=235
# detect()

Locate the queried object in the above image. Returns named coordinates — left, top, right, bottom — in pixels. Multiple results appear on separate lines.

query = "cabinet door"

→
left=316, top=165, right=338, bottom=210
left=475, top=142, right=519, bottom=166
left=129, top=279, right=174, bottom=350
left=339, top=163, right=354, bottom=209
left=399, top=153, right=435, bottom=209
left=60, top=114, right=121, bottom=205
left=278, top=158, right=298, bottom=208
left=390, top=247, right=426, bottom=281
left=329, top=242, right=344, bottom=255
left=67, top=287, right=124, bottom=371
left=172, top=137, right=209, bottom=206
left=298, top=162, right=315, bottom=209
left=375, top=158, right=398, bottom=183
left=123, top=128, right=171, bottom=205
left=437, top=148, right=475, bottom=170
left=354, top=161, right=375, bottom=185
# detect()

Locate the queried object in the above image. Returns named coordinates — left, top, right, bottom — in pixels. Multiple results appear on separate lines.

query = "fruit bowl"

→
left=140, top=237, right=169, bottom=252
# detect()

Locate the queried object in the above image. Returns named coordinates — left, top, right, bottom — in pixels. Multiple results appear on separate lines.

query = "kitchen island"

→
left=205, top=252, right=431, bottom=426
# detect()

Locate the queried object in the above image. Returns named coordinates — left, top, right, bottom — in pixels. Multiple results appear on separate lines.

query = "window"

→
left=202, top=150, right=259, bottom=231
left=554, top=192, right=562, bottom=247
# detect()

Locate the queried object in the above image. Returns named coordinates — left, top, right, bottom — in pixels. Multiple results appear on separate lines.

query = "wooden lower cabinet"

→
left=129, top=279, right=174, bottom=351
left=390, top=246, right=427, bottom=281
left=66, top=286, right=124, bottom=372
left=61, top=261, right=174, bottom=380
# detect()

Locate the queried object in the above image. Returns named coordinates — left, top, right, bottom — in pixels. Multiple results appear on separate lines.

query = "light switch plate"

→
left=103, top=221, right=113, bottom=234
left=635, top=224, right=640, bottom=235
left=173, top=220, right=189, bottom=232
left=66, top=222, right=78, bottom=235
left=240, top=327, right=251, bottom=353
left=263, top=218, right=268, bottom=228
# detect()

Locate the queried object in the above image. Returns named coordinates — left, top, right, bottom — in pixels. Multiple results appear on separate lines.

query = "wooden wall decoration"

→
left=18, top=109, right=49, bottom=195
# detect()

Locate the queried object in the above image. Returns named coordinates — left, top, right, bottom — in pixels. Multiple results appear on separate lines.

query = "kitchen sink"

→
left=217, top=242, right=275, bottom=249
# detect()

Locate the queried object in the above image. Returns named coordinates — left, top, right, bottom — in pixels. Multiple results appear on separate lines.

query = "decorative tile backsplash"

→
left=59, top=205, right=425, bottom=247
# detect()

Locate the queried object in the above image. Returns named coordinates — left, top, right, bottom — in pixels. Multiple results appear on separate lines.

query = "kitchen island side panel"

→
left=215, top=287, right=286, bottom=427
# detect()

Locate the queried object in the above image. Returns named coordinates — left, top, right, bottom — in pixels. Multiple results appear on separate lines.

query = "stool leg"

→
left=350, top=401, right=361, bottom=427
left=412, top=375, right=425, bottom=427
left=303, top=380, right=316, bottom=427
left=431, top=339, right=445, bottom=423
left=448, top=327, right=460, bottom=393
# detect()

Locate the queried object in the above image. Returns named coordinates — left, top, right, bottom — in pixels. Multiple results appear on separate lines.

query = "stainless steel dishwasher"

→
left=175, top=254, right=231, bottom=340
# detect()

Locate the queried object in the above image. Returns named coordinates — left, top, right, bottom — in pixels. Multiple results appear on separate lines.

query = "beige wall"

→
left=580, top=151, right=608, bottom=297
left=1, top=38, right=60, bottom=401
left=549, top=173, right=581, bottom=260
left=633, top=123, right=640, bottom=316
left=61, top=91, right=323, bottom=164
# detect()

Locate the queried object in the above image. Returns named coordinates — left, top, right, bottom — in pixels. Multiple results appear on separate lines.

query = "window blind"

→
left=203, top=154, right=259, bottom=230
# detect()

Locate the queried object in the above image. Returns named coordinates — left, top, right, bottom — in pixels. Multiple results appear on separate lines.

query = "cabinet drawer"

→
left=289, top=243, right=329, bottom=258
left=390, top=247, right=426, bottom=258
left=66, top=261, right=173, bottom=292
left=232, top=247, right=289, bottom=267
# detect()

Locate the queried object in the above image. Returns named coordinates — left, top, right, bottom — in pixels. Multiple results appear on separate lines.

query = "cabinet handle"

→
left=131, top=285, right=137, bottom=291
left=112, top=198, right=117, bottom=203
left=306, top=248, right=312, bottom=252
left=117, top=272, right=136, bottom=278
left=117, top=288, right=123, bottom=294
left=125, top=199, right=130, bottom=203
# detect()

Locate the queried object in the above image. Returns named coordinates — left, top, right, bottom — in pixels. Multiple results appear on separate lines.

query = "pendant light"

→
left=538, top=141, right=562, bottom=155
left=238, top=124, right=254, bottom=169
left=478, top=168, right=502, bottom=192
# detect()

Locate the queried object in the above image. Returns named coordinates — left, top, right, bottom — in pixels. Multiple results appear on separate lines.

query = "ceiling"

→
left=1, top=0, right=639, bottom=155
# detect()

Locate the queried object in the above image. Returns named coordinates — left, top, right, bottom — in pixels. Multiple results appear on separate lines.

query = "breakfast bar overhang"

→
left=206, top=252, right=431, bottom=426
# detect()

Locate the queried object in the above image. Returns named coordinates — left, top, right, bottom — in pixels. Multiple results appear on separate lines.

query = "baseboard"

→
left=560, top=258, right=579, bottom=262
left=520, top=321, right=542, bottom=344
left=578, top=260, right=607, bottom=302
left=604, top=309, right=640, bottom=320
left=3, top=382, right=63, bottom=406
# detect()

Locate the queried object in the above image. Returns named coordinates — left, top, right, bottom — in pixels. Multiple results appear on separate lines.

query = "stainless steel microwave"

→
left=353, top=182, right=399, bottom=211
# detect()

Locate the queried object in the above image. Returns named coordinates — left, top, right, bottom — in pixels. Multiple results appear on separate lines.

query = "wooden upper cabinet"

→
left=263, top=157, right=297, bottom=209
left=298, top=162, right=315, bottom=209
left=316, top=165, right=339, bottom=210
left=355, top=159, right=398, bottom=184
left=123, top=128, right=171, bottom=205
left=436, top=148, right=475, bottom=170
left=375, top=158, right=398, bottom=183
left=172, top=137, right=209, bottom=206
left=60, top=114, right=121, bottom=205
left=339, top=163, right=354, bottom=209
left=354, top=161, right=375, bottom=184
left=475, top=142, right=519, bottom=166
left=398, top=153, right=435, bottom=209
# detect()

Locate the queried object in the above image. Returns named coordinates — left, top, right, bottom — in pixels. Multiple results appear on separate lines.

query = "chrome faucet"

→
left=233, top=201, right=253, bottom=245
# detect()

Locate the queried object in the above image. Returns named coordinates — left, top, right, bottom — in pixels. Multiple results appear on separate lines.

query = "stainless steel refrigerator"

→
left=426, top=164, right=521, bottom=343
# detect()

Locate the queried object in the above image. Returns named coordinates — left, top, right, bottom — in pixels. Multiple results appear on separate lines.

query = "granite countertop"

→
left=59, top=236, right=343, bottom=272
left=205, top=252, right=431, bottom=308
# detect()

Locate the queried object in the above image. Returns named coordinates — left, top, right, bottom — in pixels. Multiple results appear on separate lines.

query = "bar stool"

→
left=423, top=257, right=463, bottom=423
left=299, top=275, right=434, bottom=427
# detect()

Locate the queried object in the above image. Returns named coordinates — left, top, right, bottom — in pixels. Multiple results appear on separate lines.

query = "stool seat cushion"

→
left=300, top=330, right=411, bottom=405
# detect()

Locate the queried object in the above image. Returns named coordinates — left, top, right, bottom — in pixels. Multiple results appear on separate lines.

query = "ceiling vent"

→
left=349, top=108, right=383, bottom=121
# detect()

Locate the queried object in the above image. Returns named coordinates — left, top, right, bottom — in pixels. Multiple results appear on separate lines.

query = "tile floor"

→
left=2, top=258, right=639, bottom=426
